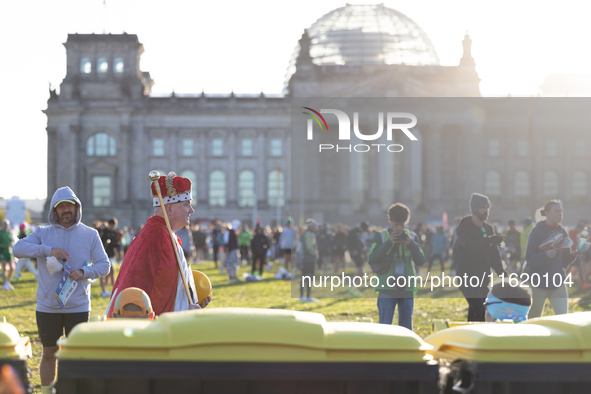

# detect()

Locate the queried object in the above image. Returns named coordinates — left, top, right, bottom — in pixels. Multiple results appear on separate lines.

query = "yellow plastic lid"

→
left=425, top=312, right=591, bottom=363
left=0, top=322, right=32, bottom=359
left=58, top=308, right=433, bottom=363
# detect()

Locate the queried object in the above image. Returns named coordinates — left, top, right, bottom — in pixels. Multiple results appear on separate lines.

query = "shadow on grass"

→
left=0, top=300, right=36, bottom=310
left=212, top=276, right=287, bottom=290
left=268, top=297, right=351, bottom=312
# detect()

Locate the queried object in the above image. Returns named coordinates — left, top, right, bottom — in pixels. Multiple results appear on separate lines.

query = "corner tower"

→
left=59, top=33, right=153, bottom=101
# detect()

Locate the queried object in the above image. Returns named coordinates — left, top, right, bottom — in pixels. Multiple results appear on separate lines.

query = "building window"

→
left=212, top=138, right=224, bottom=157
left=180, top=170, right=197, bottom=206
left=484, top=171, right=501, bottom=197
left=80, top=57, right=92, bottom=73
left=488, top=140, right=500, bottom=157
left=576, top=141, right=585, bottom=157
left=238, top=170, right=255, bottom=207
left=182, top=138, right=194, bottom=157
left=87, top=133, right=116, bottom=156
left=514, top=171, right=530, bottom=197
left=573, top=171, right=587, bottom=198
left=92, top=176, right=111, bottom=207
left=518, top=140, right=528, bottom=157
left=547, top=140, right=557, bottom=157
left=268, top=169, right=285, bottom=207
left=153, top=138, right=164, bottom=157
left=209, top=170, right=226, bottom=207
left=114, top=57, right=124, bottom=73
left=97, top=57, right=108, bottom=73
left=270, top=139, right=282, bottom=157
left=543, top=171, right=558, bottom=197
left=242, top=139, right=253, bottom=157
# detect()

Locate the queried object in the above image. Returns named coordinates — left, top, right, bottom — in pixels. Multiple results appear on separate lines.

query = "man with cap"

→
left=453, top=193, right=505, bottom=321
left=13, top=186, right=111, bottom=394
left=111, top=287, right=155, bottom=319
left=107, top=172, right=211, bottom=318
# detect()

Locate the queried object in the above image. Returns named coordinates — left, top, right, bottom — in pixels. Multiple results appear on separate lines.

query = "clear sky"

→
left=2, top=0, right=591, bottom=200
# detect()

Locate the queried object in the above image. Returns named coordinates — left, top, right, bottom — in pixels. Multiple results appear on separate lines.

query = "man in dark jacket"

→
left=347, top=224, right=366, bottom=295
left=100, top=217, right=120, bottom=297
left=251, top=225, right=271, bottom=275
left=454, top=193, right=505, bottom=322
left=316, top=223, right=333, bottom=274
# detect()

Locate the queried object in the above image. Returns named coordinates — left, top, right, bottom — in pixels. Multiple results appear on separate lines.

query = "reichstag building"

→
left=43, top=4, right=590, bottom=227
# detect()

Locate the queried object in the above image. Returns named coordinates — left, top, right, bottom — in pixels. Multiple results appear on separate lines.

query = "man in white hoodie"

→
left=13, top=186, right=110, bottom=394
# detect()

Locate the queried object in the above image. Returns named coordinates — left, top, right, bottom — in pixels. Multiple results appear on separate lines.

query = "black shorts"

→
left=36, top=311, right=89, bottom=347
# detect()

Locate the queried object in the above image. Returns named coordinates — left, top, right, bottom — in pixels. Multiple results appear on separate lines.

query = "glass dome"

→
left=285, top=3, right=440, bottom=86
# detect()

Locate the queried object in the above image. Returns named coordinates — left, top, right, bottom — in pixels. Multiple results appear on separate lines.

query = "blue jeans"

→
left=377, top=293, right=414, bottom=330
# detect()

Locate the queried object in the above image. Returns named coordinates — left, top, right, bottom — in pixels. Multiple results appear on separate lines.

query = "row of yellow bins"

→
left=2, top=310, right=591, bottom=393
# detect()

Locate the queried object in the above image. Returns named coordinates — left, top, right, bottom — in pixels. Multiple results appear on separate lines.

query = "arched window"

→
left=238, top=170, right=255, bottom=207
left=80, top=57, right=91, bottom=73
left=484, top=171, right=501, bottom=197
left=573, top=171, right=587, bottom=197
left=114, top=57, right=124, bottom=73
left=97, top=57, right=108, bottom=73
left=543, top=171, right=559, bottom=197
left=268, top=169, right=285, bottom=207
left=209, top=170, right=226, bottom=207
left=87, top=133, right=116, bottom=156
left=515, top=171, right=530, bottom=197
left=180, top=170, right=197, bottom=206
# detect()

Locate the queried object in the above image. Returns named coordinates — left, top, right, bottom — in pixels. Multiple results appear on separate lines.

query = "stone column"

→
left=227, top=130, right=237, bottom=206
left=120, top=125, right=131, bottom=202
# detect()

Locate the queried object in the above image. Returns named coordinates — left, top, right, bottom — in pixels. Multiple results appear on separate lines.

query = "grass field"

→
left=2, top=260, right=591, bottom=393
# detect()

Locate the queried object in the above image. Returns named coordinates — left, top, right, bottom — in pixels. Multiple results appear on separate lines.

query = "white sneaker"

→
left=3, top=282, right=13, bottom=290
left=306, top=298, right=319, bottom=303
left=299, top=297, right=306, bottom=302
left=100, top=291, right=111, bottom=297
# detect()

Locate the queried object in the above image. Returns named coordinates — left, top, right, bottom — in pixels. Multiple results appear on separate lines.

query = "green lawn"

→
left=2, top=260, right=591, bottom=393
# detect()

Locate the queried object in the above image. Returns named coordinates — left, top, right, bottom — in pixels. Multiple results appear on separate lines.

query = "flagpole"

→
left=276, top=166, right=281, bottom=227
left=103, top=0, right=107, bottom=34
left=253, top=176, right=258, bottom=227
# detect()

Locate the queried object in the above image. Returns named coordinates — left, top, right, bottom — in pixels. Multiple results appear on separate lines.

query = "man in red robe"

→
left=106, top=172, right=211, bottom=317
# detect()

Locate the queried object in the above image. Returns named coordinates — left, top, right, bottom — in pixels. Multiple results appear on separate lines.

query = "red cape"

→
left=107, top=216, right=178, bottom=317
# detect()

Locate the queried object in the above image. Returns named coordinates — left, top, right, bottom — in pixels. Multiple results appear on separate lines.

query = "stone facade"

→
left=44, top=29, right=591, bottom=228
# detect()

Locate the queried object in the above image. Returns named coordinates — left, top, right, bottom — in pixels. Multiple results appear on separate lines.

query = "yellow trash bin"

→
left=56, top=308, right=438, bottom=394
left=0, top=321, right=32, bottom=393
left=425, top=312, right=591, bottom=394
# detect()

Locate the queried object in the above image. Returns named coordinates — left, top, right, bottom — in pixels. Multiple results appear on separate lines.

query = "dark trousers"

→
left=300, top=262, right=315, bottom=298
left=252, top=253, right=265, bottom=274
left=240, top=245, right=250, bottom=263
left=459, top=283, right=489, bottom=322
left=213, top=245, right=220, bottom=267
left=427, top=253, right=446, bottom=274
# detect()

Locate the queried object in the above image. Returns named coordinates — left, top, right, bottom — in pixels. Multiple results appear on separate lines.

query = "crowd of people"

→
left=3, top=173, right=591, bottom=393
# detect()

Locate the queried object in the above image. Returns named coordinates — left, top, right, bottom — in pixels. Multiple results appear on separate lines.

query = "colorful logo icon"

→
left=302, top=107, right=329, bottom=131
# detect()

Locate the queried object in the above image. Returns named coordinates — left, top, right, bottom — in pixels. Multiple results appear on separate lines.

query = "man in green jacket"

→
left=369, top=203, right=425, bottom=330
left=238, top=225, right=253, bottom=267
